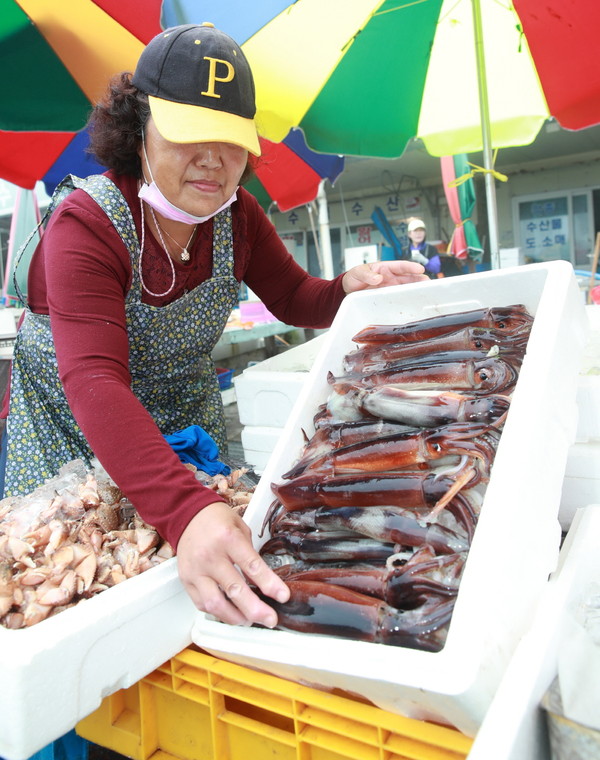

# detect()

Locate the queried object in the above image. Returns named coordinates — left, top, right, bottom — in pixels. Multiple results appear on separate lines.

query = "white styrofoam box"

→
left=234, top=332, right=329, bottom=427
left=574, top=375, right=600, bottom=442
left=192, top=261, right=589, bottom=736
left=574, top=306, right=600, bottom=442
left=0, top=558, right=196, bottom=760
left=559, top=440, right=600, bottom=530
left=0, top=308, right=18, bottom=360
left=468, top=505, right=600, bottom=760
left=241, top=425, right=283, bottom=475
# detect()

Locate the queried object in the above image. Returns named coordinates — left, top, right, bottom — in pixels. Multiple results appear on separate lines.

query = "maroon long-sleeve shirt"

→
left=4, top=170, right=345, bottom=549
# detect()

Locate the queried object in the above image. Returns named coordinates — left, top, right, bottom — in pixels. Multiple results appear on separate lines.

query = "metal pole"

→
left=317, top=181, right=335, bottom=279
left=471, top=0, right=500, bottom=269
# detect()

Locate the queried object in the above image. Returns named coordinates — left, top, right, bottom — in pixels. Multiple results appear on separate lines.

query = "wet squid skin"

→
left=257, top=580, right=455, bottom=652
left=268, top=505, right=470, bottom=555
left=352, top=304, right=534, bottom=344
left=260, top=305, right=533, bottom=650
left=295, top=419, right=421, bottom=465
left=343, top=325, right=532, bottom=374
left=283, top=421, right=501, bottom=479
left=330, top=353, right=521, bottom=396
left=260, top=532, right=403, bottom=565
left=327, top=386, right=511, bottom=429
left=270, top=550, right=466, bottom=610
left=271, top=465, right=485, bottom=516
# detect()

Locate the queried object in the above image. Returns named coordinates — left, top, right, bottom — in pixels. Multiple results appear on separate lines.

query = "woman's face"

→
left=409, top=227, right=426, bottom=245
left=140, top=117, right=248, bottom=216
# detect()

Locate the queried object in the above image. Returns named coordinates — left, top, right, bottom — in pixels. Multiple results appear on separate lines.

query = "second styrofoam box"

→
left=193, top=262, right=588, bottom=737
left=234, top=333, right=328, bottom=427
left=559, top=440, right=600, bottom=530
left=241, top=426, right=283, bottom=474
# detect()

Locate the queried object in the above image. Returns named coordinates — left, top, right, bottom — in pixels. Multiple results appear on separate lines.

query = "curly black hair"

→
left=87, top=72, right=257, bottom=182
left=87, top=73, right=149, bottom=176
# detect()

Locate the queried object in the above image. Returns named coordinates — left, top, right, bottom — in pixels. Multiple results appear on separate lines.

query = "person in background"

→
left=0, top=24, right=426, bottom=629
left=402, top=218, right=442, bottom=277
left=403, top=218, right=464, bottom=278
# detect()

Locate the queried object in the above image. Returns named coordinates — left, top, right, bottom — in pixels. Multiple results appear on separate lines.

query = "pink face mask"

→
left=138, top=134, right=238, bottom=225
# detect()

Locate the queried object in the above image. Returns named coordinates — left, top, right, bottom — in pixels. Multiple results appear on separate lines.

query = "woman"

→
left=402, top=218, right=464, bottom=278
left=402, top=218, right=442, bottom=277
left=2, top=24, right=426, bottom=628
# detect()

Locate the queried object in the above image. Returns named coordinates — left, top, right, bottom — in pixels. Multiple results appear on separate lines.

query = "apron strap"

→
left=12, top=174, right=139, bottom=307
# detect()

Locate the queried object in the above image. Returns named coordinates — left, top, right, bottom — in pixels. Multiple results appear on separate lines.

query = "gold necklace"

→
left=148, top=205, right=197, bottom=262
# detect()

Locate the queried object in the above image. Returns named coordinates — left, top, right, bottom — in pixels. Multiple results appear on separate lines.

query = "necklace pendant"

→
left=181, top=249, right=190, bottom=262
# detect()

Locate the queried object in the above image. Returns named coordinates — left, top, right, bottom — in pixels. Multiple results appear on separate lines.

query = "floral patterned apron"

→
left=5, top=174, right=239, bottom=497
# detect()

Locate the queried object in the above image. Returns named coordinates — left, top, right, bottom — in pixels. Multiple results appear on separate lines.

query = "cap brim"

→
left=149, top=95, right=261, bottom=156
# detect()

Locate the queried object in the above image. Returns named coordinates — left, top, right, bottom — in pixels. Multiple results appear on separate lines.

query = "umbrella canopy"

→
left=165, top=0, right=600, bottom=158
left=0, top=2, right=344, bottom=216
left=0, top=0, right=163, bottom=188
left=166, top=0, right=600, bottom=267
left=440, top=155, right=484, bottom=262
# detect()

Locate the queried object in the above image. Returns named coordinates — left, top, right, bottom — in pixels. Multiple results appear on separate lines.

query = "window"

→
left=513, top=189, right=596, bottom=267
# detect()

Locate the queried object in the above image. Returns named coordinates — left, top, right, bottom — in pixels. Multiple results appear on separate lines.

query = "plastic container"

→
left=559, top=440, right=600, bottom=530
left=76, top=646, right=473, bottom=760
left=240, top=426, right=283, bottom=474
left=0, top=559, right=197, bottom=760
left=216, top=367, right=234, bottom=390
left=238, top=300, right=277, bottom=324
left=234, top=333, right=328, bottom=427
left=193, top=262, right=589, bottom=736
left=468, top=504, right=600, bottom=760
left=27, top=732, right=89, bottom=760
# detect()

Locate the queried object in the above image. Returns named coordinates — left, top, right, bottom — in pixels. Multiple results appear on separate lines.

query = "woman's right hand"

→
left=176, top=501, right=290, bottom=627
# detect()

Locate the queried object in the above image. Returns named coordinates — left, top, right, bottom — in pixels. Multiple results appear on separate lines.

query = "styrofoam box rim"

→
left=193, top=262, right=589, bottom=736
left=236, top=332, right=329, bottom=375
left=468, top=504, right=600, bottom=760
left=565, top=441, right=600, bottom=478
left=241, top=426, right=284, bottom=449
left=0, top=557, right=197, bottom=760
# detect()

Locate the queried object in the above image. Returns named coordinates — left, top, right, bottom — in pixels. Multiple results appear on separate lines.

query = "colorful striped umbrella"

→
left=0, top=1, right=344, bottom=213
left=164, top=0, right=600, bottom=267
left=164, top=0, right=600, bottom=156
left=0, top=0, right=163, bottom=188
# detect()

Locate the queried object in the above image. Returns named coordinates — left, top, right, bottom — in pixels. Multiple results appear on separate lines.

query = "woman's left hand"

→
left=342, top=260, right=428, bottom=294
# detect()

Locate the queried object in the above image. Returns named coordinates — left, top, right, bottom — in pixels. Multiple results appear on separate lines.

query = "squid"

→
left=282, top=421, right=500, bottom=479
left=271, top=550, right=466, bottom=609
left=260, top=532, right=401, bottom=565
left=352, top=304, right=534, bottom=344
left=329, top=353, right=520, bottom=395
left=343, top=324, right=532, bottom=374
left=269, top=504, right=469, bottom=554
left=326, top=386, right=511, bottom=429
left=257, top=579, right=455, bottom=651
left=271, top=463, right=482, bottom=537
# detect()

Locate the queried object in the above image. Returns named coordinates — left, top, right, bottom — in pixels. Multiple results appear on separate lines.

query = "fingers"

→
left=342, top=261, right=427, bottom=293
left=176, top=502, right=290, bottom=628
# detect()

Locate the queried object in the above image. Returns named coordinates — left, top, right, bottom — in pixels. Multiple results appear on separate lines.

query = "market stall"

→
left=1, top=262, right=599, bottom=760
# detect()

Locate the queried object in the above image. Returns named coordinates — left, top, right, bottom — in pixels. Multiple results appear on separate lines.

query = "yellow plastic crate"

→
left=76, top=646, right=473, bottom=760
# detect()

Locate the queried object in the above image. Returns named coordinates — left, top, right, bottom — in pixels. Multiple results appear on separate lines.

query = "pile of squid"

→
left=0, top=459, right=254, bottom=629
left=258, top=305, right=534, bottom=652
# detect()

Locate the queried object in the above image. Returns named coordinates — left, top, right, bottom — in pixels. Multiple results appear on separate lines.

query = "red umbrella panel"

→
left=248, top=128, right=345, bottom=212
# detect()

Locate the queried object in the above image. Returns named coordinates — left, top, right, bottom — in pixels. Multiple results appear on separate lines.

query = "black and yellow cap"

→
left=132, top=23, right=261, bottom=156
